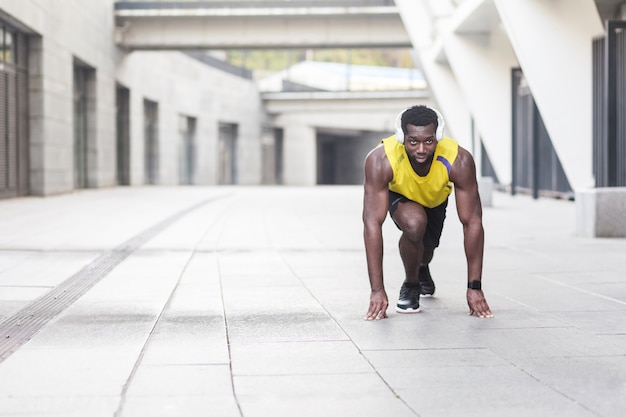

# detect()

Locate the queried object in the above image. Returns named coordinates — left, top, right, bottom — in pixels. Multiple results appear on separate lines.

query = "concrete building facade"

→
left=0, top=0, right=267, bottom=198
left=0, top=0, right=425, bottom=196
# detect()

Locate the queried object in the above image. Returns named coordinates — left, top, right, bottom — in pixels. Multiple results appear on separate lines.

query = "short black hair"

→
left=401, top=105, right=438, bottom=135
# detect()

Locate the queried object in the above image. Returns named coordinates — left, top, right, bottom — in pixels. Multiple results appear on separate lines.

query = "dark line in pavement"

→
left=0, top=196, right=225, bottom=363
left=113, top=251, right=194, bottom=417
left=217, top=253, right=245, bottom=417
left=114, top=198, right=236, bottom=416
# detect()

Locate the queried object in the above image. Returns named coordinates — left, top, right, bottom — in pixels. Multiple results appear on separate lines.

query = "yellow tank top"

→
left=382, top=135, right=459, bottom=208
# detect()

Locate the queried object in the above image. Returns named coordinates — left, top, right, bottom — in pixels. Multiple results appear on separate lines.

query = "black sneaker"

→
left=419, top=265, right=436, bottom=296
left=396, top=281, right=421, bottom=313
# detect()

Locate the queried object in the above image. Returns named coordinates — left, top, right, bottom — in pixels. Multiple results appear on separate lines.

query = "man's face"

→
left=403, top=123, right=437, bottom=168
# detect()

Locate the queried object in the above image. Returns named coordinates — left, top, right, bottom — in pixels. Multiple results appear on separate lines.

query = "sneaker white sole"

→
left=395, top=306, right=421, bottom=313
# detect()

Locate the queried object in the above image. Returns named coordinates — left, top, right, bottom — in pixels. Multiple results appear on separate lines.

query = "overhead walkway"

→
left=114, top=0, right=411, bottom=49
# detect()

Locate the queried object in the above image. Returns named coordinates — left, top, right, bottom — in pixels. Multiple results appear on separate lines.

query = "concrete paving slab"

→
left=0, top=187, right=228, bottom=251
left=176, top=251, right=222, bottom=291
left=140, top=312, right=229, bottom=366
left=469, top=327, right=625, bottom=359
left=226, top=309, right=348, bottom=344
left=0, top=286, right=50, bottom=321
left=389, top=365, right=597, bottom=417
left=0, top=250, right=98, bottom=288
left=22, top=305, right=155, bottom=349
left=139, top=273, right=229, bottom=366
left=120, top=395, right=240, bottom=417
left=230, top=340, right=372, bottom=376
left=124, top=363, right=233, bottom=397
left=235, top=373, right=416, bottom=417
left=599, top=334, right=626, bottom=350
left=339, top=313, right=486, bottom=351
left=0, top=186, right=625, bottom=416
left=513, top=355, right=626, bottom=417
left=142, top=195, right=234, bottom=252
left=487, top=271, right=626, bottom=312
left=540, top=269, right=626, bottom=285
left=0, top=347, right=137, bottom=396
left=548, top=310, right=626, bottom=334
left=217, top=250, right=299, bottom=288
left=0, top=396, right=119, bottom=417
left=363, top=347, right=510, bottom=369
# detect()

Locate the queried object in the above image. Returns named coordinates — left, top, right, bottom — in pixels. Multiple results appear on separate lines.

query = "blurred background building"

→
left=0, top=0, right=624, bottom=200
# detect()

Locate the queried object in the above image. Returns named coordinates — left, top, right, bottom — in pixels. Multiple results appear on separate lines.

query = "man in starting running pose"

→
left=362, top=105, right=493, bottom=320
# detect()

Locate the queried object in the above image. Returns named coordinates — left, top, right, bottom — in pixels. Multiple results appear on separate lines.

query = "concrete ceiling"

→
left=452, top=0, right=625, bottom=34
left=594, top=0, right=625, bottom=21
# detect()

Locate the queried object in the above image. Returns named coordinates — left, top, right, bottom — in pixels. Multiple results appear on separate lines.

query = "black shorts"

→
left=388, top=190, right=448, bottom=248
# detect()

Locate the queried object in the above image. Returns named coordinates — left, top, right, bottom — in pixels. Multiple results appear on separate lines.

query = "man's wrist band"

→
left=467, top=281, right=482, bottom=290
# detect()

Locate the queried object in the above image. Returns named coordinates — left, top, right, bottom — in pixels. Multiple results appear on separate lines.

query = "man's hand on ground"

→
left=365, top=289, right=388, bottom=320
left=467, top=289, right=494, bottom=318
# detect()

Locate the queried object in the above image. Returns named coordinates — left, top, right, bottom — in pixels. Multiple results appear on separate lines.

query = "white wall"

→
left=116, top=51, right=265, bottom=186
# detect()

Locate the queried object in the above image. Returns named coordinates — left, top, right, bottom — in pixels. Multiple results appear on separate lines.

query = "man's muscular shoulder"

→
left=365, top=145, right=393, bottom=185
left=449, top=146, right=477, bottom=184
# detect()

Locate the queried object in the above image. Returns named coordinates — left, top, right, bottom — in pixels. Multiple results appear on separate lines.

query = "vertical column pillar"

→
left=282, top=124, right=316, bottom=185
left=29, top=37, right=74, bottom=195
left=28, top=36, right=45, bottom=195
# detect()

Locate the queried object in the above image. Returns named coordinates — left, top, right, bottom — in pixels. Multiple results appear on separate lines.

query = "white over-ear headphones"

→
left=395, top=106, right=446, bottom=143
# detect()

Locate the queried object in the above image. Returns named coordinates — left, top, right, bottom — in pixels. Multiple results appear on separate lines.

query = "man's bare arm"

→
left=362, top=146, right=393, bottom=320
left=450, top=147, right=493, bottom=318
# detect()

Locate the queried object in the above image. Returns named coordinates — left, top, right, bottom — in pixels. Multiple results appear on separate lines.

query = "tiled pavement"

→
left=0, top=186, right=625, bottom=417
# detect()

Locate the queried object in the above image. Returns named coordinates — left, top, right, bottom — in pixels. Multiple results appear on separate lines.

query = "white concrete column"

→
left=93, top=73, right=117, bottom=188
left=444, top=22, right=518, bottom=185
left=30, top=39, right=74, bottom=195
left=282, top=124, right=316, bottom=185
left=28, top=36, right=46, bottom=196
left=236, top=120, right=263, bottom=186
left=194, top=114, right=218, bottom=186
left=494, top=0, right=604, bottom=190
left=128, top=81, right=146, bottom=186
